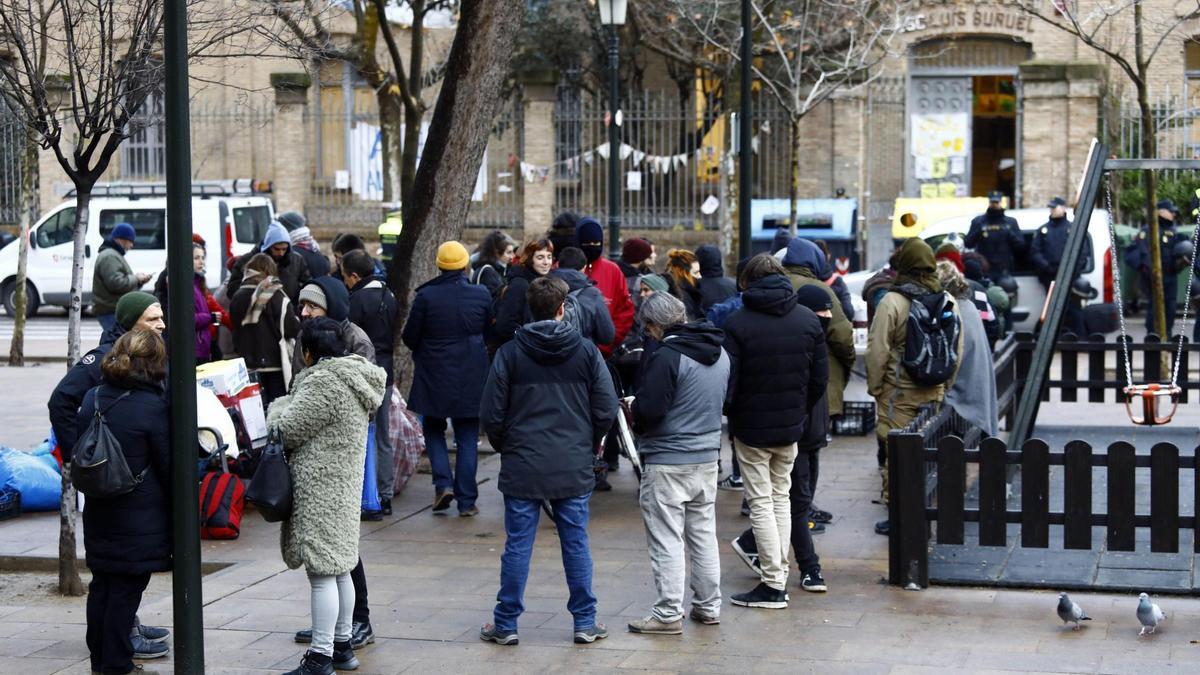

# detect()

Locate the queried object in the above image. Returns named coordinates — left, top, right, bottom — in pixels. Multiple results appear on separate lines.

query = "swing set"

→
left=1009, top=139, right=1200, bottom=449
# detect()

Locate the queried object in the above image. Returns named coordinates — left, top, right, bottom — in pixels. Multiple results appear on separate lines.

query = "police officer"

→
left=966, top=190, right=1025, bottom=278
left=1123, top=199, right=1184, bottom=336
left=1031, top=196, right=1092, bottom=336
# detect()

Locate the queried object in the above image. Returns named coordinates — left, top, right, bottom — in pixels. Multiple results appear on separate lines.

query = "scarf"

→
left=241, top=272, right=284, bottom=325
left=891, top=238, right=942, bottom=295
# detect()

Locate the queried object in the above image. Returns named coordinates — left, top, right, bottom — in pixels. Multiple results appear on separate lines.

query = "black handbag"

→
left=245, top=428, right=293, bottom=522
left=71, top=389, right=147, bottom=499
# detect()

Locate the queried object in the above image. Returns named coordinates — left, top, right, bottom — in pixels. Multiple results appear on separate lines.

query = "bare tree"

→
left=1015, top=1, right=1200, bottom=339
left=260, top=0, right=455, bottom=210
left=673, top=0, right=904, bottom=231
left=0, top=0, right=248, bottom=595
left=6, top=132, right=38, bottom=366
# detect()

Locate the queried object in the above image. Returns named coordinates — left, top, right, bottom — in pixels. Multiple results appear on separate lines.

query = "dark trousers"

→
left=738, top=448, right=820, bottom=574
left=87, top=570, right=151, bottom=674
left=257, top=371, right=288, bottom=410
left=351, top=557, right=368, bottom=623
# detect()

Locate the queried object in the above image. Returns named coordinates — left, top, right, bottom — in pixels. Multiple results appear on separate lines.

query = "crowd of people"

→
left=56, top=199, right=1095, bottom=674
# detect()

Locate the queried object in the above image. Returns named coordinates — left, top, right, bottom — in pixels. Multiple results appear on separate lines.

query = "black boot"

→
left=284, top=651, right=334, bottom=675
left=332, top=640, right=359, bottom=670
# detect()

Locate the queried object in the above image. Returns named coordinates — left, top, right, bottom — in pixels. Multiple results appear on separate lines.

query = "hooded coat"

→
left=77, top=380, right=172, bottom=575
left=290, top=277, right=375, bottom=375
left=480, top=320, right=618, bottom=500
left=225, top=222, right=312, bottom=302
left=268, top=355, right=386, bottom=576
left=723, top=274, right=829, bottom=447
left=91, top=239, right=141, bottom=316
left=550, top=268, right=616, bottom=347
left=632, top=322, right=729, bottom=464
left=781, top=238, right=857, bottom=416
left=695, top=245, right=738, bottom=312
left=402, top=270, right=491, bottom=419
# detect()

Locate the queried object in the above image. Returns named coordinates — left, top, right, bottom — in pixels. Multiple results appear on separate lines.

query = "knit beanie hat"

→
left=575, top=217, right=605, bottom=263
left=299, top=283, right=328, bottom=313
left=436, top=241, right=469, bottom=271
left=289, top=226, right=313, bottom=243
left=111, top=222, right=136, bottom=243
left=639, top=274, right=669, bottom=294
left=621, top=238, right=653, bottom=264
left=115, top=292, right=159, bottom=331
left=277, top=210, right=307, bottom=232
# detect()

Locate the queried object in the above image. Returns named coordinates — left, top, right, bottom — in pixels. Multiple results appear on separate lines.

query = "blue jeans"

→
left=423, top=416, right=478, bottom=511
left=494, top=494, right=596, bottom=632
left=97, top=313, right=117, bottom=334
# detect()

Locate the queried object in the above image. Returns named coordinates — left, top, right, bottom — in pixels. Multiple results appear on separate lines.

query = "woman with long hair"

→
left=471, top=230, right=516, bottom=296
left=664, top=249, right=703, bottom=320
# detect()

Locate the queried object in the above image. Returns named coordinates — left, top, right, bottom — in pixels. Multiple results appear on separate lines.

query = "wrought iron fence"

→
left=553, top=89, right=797, bottom=231
left=189, top=102, right=276, bottom=183
left=1111, top=86, right=1200, bottom=175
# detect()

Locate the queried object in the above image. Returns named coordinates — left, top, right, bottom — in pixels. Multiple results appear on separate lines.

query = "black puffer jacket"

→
left=480, top=320, right=618, bottom=500
left=494, top=265, right=544, bottom=345
left=695, top=245, right=737, bottom=312
left=723, top=274, right=829, bottom=447
left=48, top=325, right=122, bottom=460
left=77, top=381, right=172, bottom=575
left=348, top=276, right=399, bottom=383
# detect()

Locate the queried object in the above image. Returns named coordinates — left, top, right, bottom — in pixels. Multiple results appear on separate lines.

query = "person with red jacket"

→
left=574, top=217, right=634, bottom=358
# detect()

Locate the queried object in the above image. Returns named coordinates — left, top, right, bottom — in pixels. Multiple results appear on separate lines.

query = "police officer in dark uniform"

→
left=1123, top=199, right=1184, bottom=336
left=1031, top=196, right=1092, bottom=336
left=966, top=190, right=1025, bottom=332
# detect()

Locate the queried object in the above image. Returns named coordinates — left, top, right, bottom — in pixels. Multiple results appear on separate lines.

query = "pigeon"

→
left=1056, top=592, right=1091, bottom=630
left=1137, top=592, right=1166, bottom=635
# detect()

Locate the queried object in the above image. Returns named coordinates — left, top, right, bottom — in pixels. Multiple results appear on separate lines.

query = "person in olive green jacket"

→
left=92, top=223, right=151, bottom=333
left=866, top=238, right=963, bottom=536
left=780, top=238, right=856, bottom=417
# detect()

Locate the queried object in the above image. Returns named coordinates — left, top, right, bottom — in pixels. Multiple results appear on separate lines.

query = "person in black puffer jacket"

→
left=478, top=276, right=618, bottom=644
left=77, top=330, right=172, bottom=675
left=494, top=238, right=554, bottom=346
left=722, top=254, right=828, bottom=610
left=694, top=245, right=737, bottom=313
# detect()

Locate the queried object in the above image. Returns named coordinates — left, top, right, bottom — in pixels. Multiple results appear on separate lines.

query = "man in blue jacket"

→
left=479, top=276, right=618, bottom=647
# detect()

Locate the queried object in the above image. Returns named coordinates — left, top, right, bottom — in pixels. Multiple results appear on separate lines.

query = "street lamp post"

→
left=599, top=0, right=627, bottom=257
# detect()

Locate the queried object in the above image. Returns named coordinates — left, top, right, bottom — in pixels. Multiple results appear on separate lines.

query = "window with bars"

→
left=121, top=86, right=165, bottom=179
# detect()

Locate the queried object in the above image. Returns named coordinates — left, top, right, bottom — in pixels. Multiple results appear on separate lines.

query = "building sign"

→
left=901, top=2, right=1036, bottom=35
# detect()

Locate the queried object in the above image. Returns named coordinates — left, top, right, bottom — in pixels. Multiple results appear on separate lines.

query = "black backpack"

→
left=900, top=291, right=961, bottom=386
left=71, top=389, right=148, bottom=499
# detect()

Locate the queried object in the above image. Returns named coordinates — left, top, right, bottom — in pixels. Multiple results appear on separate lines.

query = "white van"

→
left=0, top=181, right=275, bottom=316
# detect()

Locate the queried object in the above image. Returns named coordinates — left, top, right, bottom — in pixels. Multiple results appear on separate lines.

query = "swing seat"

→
left=1123, top=384, right=1182, bottom=426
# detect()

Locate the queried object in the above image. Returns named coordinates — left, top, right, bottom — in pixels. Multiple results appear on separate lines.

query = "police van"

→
left=0, top=181, right=275, bottom=316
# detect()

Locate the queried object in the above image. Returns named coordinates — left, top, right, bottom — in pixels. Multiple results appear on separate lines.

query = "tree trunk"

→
left=789, top=115, right=801, bottom=236
left=8, top=136, right=38, bottom=367
left=1137, top=88, right=1167, bottom=338
left=400, top=100, right=423, bottom=208
left=378, top=90, right=404, bottom=209
left=388, top=0, right=526, bottom=391
left=59, top=185, right=90, bottom=596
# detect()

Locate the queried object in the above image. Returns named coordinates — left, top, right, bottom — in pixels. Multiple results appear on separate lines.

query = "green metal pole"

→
left=165, top=0, right=204, bottom=670
left=607, top=26, right=621, bottom=258
left=738, top=0, right=752, bottom=260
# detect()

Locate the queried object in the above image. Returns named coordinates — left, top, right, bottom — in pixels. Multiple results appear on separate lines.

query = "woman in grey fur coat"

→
left=267, top=317, right=386, bottom=675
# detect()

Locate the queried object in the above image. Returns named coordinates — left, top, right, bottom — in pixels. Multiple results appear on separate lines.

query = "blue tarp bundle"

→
left=0, top=440, right=61, bottom=511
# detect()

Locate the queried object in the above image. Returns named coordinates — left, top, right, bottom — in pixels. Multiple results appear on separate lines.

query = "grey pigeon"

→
left=1136, top=592, right=1165, bottom=635
left=1056, top=592, right=1090, bottom=630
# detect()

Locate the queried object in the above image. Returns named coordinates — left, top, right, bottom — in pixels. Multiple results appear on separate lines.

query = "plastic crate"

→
left=832, top=401, right=876, bottom=436
left=0, top=488, right=21, bottom=522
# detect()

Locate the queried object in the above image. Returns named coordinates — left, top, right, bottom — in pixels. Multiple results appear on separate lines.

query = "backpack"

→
left=899, top=291, right=961, bottom=386
left=199, top=451, right=245, bottom=540
left=562, top=287, right=588, bottom=335
left=470, top=263, right=496, bottom=287
left=71, top=389, right=148, bottom=499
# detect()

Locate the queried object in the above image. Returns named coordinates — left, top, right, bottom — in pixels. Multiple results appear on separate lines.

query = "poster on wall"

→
left=910, top=113, right=968, bottom=158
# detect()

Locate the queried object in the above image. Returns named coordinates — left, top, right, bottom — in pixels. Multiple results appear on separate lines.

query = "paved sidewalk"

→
left=2, top=416, right=1199, bottom=674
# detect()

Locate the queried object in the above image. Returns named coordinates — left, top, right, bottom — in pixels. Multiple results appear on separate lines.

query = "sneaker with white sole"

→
left=479, top=623, right=519, bottom=646
left=627, top=616, right=683, bottom=635
left=730, top=536, right=762, bottom=577
left=717, top=475, right=744, bottom=491
left=800, top=569, right=828, bottom=593
left=730, top=582, right=788, bottom=609
left=573, top=623, right=609, bottom=643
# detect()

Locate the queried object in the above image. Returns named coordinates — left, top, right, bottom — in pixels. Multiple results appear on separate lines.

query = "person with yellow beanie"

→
left=401, top=241, right=493, bottom=516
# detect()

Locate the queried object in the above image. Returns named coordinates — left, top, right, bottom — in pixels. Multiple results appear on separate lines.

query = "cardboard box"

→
left=196, top=358, right=249, bottom=397
left=218, top=383, right=268, bottom=449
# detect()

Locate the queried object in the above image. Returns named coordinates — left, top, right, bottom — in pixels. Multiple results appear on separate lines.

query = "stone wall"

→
left=1018, top=62, right=1102, bottom=208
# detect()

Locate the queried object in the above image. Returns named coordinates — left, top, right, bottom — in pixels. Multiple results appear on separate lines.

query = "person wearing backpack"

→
left=75, top=330, right=172, bottom=675
left=550, top=247, right=616, bottom=347
left=867, top=238, right=963, bottom=536
left=494, top=238, right=554, bottom=347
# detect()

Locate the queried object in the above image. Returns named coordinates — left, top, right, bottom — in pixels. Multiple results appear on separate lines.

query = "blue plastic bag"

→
left=361, top=422, right=381, bottom=513
left=0, top=447, right=62, bottom=511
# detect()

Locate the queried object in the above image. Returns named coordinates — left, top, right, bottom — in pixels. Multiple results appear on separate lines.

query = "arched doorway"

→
left=906, top=36, right=1033, bottom=202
